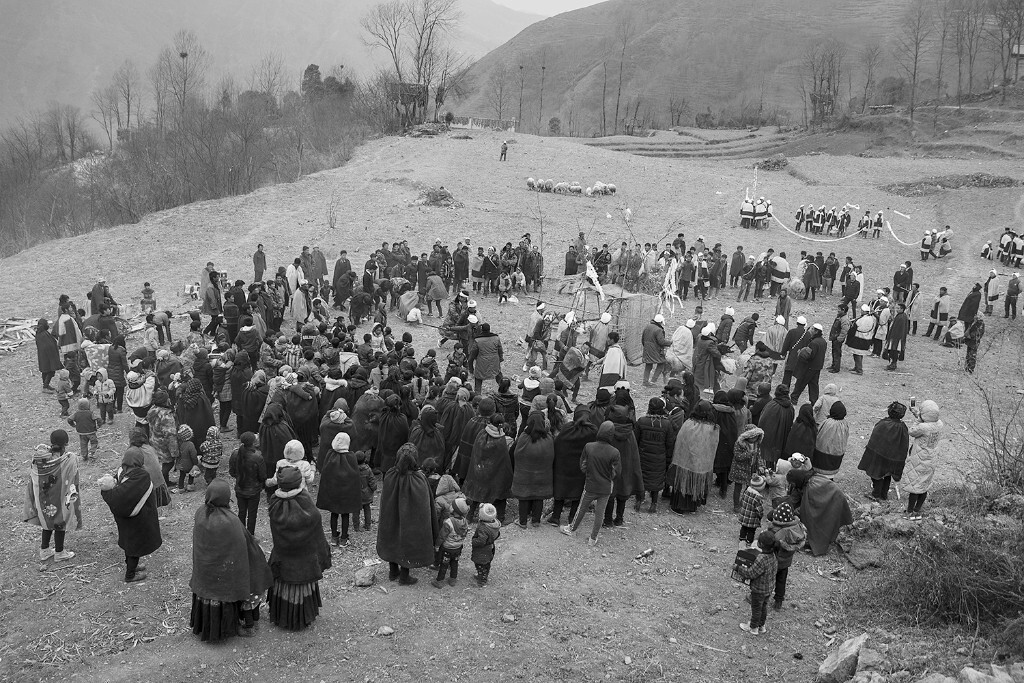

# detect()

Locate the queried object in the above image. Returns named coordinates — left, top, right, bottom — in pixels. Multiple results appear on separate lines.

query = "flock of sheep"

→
left=526, top=178, right=617, bottom=197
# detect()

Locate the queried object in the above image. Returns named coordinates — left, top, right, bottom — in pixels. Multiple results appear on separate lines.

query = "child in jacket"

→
left=67, top=398, right=99, bottom=461
left=95, top=368, right=116, bottom=425
left=431, top=498, right=469, bottom=589
left=766, top=502, right=806, bottom=609
left=735, top=531, right=779, bottom=635
left=55, top=369, right=73, bottom=416
left=173, top=425, right=199, bottom=493
left=737, top=475, right=768, bottom=547
left=198, top=425, right=223, bottom=484
left=471, top=503, right=501, bottom=586
left=355, top=450, right=376, bottom=531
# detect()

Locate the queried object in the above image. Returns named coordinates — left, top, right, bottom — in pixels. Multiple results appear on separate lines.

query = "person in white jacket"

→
left=983, top=269, right=1002, bottom=315
left=666, top=319, right=695, bottom=375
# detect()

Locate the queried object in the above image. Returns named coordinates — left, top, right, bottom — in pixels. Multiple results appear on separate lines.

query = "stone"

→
left=501, top=613, right=516, bottom=623
left=624, top=656, right=632, bottom=665
left=376, top=625, right=394, bottom=636
left=1008, top=663, right=1024, bottom=682
left=915, top=675, right=957, bottom=683
left=988, top=665, right=1015, bottom=683
left=851, top=673, right=884, bottom=683
left=846, top=547, right=885, bottom=571
left=816, top=633, right=869, bottom=683
left=856, top=648, right=886, bottom=672
left=354, top=567, right=376, bottom=587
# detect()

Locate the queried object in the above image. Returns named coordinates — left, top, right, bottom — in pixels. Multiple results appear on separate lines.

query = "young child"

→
left=445, top=343, right=467, bottom=381
left=173, top=425, right=198, bottom=493
left=737, top=474, right=767, bottom=548
left=67, top=398, right=99, bottom=461
left=497, top=270, right=512, bottom=304
left=55, top=369, right=73, bottom=417
left=433, top=471, right=466, bottom=528
left=265, top=439, right=316, bottom=491
left=141, top=282, right=157, bottom=313
left=198, top=425, right=223, bottom=484
left=354, top=450, right=376, bottom=531
left=512, top=267, right=526, bottom=293
left=432, top=498, right=469, bottom=588
left=735, top=531, right=779, bottom=635
left=766, top=502, right=806, bottom=610
left=95, top=368, right=116, bottom=425
left=471, top=502, right=501, bottom=586
left=418, top=349, right=439, bottom=379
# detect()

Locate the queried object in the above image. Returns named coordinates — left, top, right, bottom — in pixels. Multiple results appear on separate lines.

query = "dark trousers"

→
left=42, top=371, right=55, bottom=389
left=871, top=476, right=892, bottom=499
left=549, top=499, right=580, bottom=525
left=353, top=503, right=372, bottom=530
left=774, top=566, right=790, bottom=602
left=603, top=494, right=640, bottom=523
left=330, top=512, right=351, bottom=540
left=125, top=553, right=141, bottom=580
left=203, top=466, right=217, bottom=484
left=738, top=281, right=752, bottom=301
left=791, top=370, right=820, bottom=405
left=679, top=281, right=690, bottom=299
left=519, top=499, right=544, bottom=525
left=925, top=322, right=945, bottom=340
left=59, top=398, right=70, bottom=415
left=237, top=493, right=260, bottom=534
left=907, top=492, right=927, bottom=512
left=177, top=470, right=195, bottom=489
left=474, top=562, right=492, bottom=582
left=781, top=369, right=794, bottom=387
left=114, top=385, right=125, bottom=411
left=436, top=547, right=462, bottom=580
left=829, top=341, right=843, bottom=371
left=160, top=461, right=174, bottom=486
left=1006, top=295, right=1018, bottom=319
left=965, top=343, right=979, bottom=373
left=871, top=339, right=883, bottom=356
left=750, top=592, right=770, bottom=628
left=219, top=400, right=232, bottom=428
left=803, top=287, right=816, bottom=301
left=739, top=525, right=757, bottom=544
left=42, top=527, right=66, bottom=552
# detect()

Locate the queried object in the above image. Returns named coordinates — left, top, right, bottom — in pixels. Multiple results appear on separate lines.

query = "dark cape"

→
left=758, top=397, right=795, bottom=467
left=100, top=457, right=162, bottom=557
left=510, top=433, right=555, bottom=500
left=408, top=411, right=446, bottom=468
left=268, top=489, right=332, bottom=583
left=351, top=391, right=385, bottom=455
left=238, top=381, right=269, bottom=436
left=377, top=402, right=410, bottom=474
left=35, top=321, right=62, bottom=373
left=190, top=481, right=273, bottom=601
left=783, top=404, right=818, bottom=459
left=454, top=414, right=489, bottom=483
left=439, top=402, right=474, bottom=472
left=317, top=414, right=356, bottom=471
left=462, top=427, right=514, bottom=503
left=857, top=417, right=910, bottom=480
left=316, top=448, right=362, bottom=514
left=375, top=466, right=439, bottom=568
left=608, top=406, right=644, bottom=498
left=175, top=380, right=216, bottom=452
left=711, top=401, right=738, bottom=476
left=552, top=414, right=595, bottom=500
left=284, top=383, right=320, bottom=458
left=260, top=403, right=299, bottom=465
left=800, top=473, right=854, bottom=556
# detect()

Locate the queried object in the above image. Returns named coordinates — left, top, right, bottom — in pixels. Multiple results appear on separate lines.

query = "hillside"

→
left=459, top=0, right=909, bottom=132
left=0, top=0, right=540, bottom=127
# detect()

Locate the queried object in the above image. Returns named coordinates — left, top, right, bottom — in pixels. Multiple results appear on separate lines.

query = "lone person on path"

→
left=500, top=141, right=508, bottom=161
left=253, top=245, right=266, bottom=283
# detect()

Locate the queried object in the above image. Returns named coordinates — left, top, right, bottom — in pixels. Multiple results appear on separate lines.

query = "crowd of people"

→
left=25, top=213, right=994, bottom=641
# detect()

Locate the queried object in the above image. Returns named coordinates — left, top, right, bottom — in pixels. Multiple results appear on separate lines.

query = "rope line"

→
left=770, top=214, right=863, bottom=243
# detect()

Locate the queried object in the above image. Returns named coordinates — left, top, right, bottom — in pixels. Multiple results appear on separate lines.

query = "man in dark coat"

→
left=99, top=450, right=162, bottom=582
left=883, top=303, right=910, bottom=371
left=470, top=323, right=503, bottom=393
left=957, top=283, right=983, bottom=322
left=376, top=443, right=439, bottom=584
left=779, top=317, right=810, bottom=387
left=35, top=318, right=62, bottom=391
left=791, top=324, right=828, bottom=404
left=316, top=432, right=363, bottom=546
left=548, top=406, right=596, bottom=525
left=757, top=384, right=795, bottom=468
left=454, top=398, right=494, bottom=484
left=636, top=397, right=676, bottom=512
left=641, top=314, right=672, bottom=387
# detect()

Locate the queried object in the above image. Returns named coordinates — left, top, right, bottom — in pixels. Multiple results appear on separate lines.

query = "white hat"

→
left=564, top=311, right=575, bottom=324
left=467, top=314, right=478, bottom=324
left=698, top=235, right=705, bottom=240
left=331, top=432, right=351, bottom=452
left=876, top=289, right=884, bottom=294
left=790, top=453, right=807, bottom=463
left=924, top=231, right=931, bottom=235
left=468, top=299, right=478, bottom=308
left=1014, top=273, right=1020, bottom=278
left=614, top=380, right=631, bottom=390
left=861, top=304, right=870, bottom=312
left=812, top=323, right=823, bottom=331
left=685, top=319, right=696, bottom=329
left=701, top=324, right=716, bottom=336
left=990, top=269, right=997, bottom=275
left=725, top=307, right=735, bottom=316
left=653, top=313, right=665, bottom=324
left=796, top=316, right=807, bottom=325
left=537, top=302, right=546, bottom=310
left=775, top=315, right=785, bottom=325
left=600, top=312, right=612, bottom=324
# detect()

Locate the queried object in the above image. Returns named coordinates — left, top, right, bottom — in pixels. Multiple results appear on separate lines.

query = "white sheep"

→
left=569, top=184, right=583, bottom=195
left=526, top=177, right=536, bottom=190
left=544, top=179, right=555, bottom=192
left=585, top=187, right=594, bottom=197
left=607, top=183, right=617, bottom=194
left=554, top=182, right=570, bottom=194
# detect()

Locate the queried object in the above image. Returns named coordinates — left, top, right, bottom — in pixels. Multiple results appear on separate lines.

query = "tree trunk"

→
left=614, top=46, right=626, bottom=135
left=601, top=61, right=608, bottom=137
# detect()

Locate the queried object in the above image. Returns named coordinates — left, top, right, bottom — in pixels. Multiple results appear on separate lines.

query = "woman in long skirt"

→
left=668, top=400, right=720, bottom=514
left=267, top=467, right=332, bottom=630
left=190, top=479, right=272, bottom=641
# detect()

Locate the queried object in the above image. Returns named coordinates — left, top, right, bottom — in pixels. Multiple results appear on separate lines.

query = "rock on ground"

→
left=354, top=567, right=376, bottom=587
left=817, top=633, right=869, bottom=683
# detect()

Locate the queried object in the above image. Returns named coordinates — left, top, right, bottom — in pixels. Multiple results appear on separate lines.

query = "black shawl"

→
left=100, top=452, right=162, bottom=557
left=375, top=462, right=439, bottom=568
left=260, top=403, right=299, bottom=465
left=552, top=411, right=595, bottom=500
left=462, top=427, right=514, bottom=503
left=857, top=417, right=910, bottom=480
left=268, top=489, right=332, bottom=584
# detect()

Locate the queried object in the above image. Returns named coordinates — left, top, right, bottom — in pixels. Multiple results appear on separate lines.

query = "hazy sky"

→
left=493, top=0, right=603, bottom=17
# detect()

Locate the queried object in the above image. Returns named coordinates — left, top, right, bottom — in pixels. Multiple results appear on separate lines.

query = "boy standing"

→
left=67, top=398, right=99, bottom=461
left=432, top=498, right=469, bottom=588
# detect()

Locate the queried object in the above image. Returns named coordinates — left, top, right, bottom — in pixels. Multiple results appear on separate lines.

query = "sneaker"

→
left=559, top=525, right=575, bottom=537
left=545, top=516, right=560, bottom=527
left=339, top=536, right=350, bottom=547
left=125, top=572, right=148, bottom=583
left=587, top=537, right=598, bottom=547
left=430, top=579, right=445, bottom=589
left=739, top=622, right=754, bottom=633
left=54, top=550, right=76, bottom=562
left=757, top=626, right=768, bottom=635
left=447, top=577, right=457, bottom=587
left=39, top=548, right=55, bottom=561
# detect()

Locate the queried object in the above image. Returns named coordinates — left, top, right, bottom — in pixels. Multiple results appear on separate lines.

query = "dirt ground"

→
left=1, top=128, right=1021, bottom=682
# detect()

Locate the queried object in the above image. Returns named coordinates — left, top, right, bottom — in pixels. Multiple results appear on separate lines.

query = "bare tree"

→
left=486, top=63, right=512, bottom=119
left=893, top=0, right=933, bottom=122
left=537, top=51, right=547, bottom=131
left=407, top=0, right=460, bottom=90
left=612, top=9, right=636, bottom=135
left=987, top=0, right=1024, bottom=101
left=112, top=59, right=140, bottom=131
left=601, top=61, right=609, bottom=136
left=148, top=56, right=172, bottom=134
left=164, top=30, right=211, bottom=125
left=361, top=0, right=408, bottom=82
left=90, top=86, right=119, bottom=151
left=516, top=59, right=527, bottom=128
left=933, top=0, right=957, bottom=127
left=859, top=41, right=883, bottom=112
left=249, top=52, right=286, bottom=103
left=432, top=49, right=473, bottom=121
left=800, top=42, right=846, bottom=124
left=960, top=0, right=986, bottom=96
left=668, top=96, right=690, bottom=126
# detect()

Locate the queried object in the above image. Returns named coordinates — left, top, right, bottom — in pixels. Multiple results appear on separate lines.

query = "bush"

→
left=548, top=117, right=561, bottom=136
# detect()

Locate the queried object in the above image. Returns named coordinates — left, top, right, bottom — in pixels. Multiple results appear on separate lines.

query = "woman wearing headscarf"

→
left=317, top=400, right=353, bottom=467
left=729, top=426, right=764, bottom=510
left=175, top=378, right=216, bottom=453
left=376, top=444, right=439, bottom=585
left=317, top=432, right=362, bottom=547
left=260, top=403, right=299, bottom=471
left=190, top=479, right=273, bottom=641
left=511, top=413, right=555, bottom=528
left=812, top=383, right=840, bottom=427
left=711, top=390, right=738, bottom=498
left=463, top=415, right=514, bottom=524
left=351, top=386, right=385, bottom=465
left=319, top=368, right=348, bottom=417
left=409, top=405, right=445, bottom=467
left=603, top=404, right=644, bottom=525
left=284, top=370, right=320, bottom=460
left=107, top=335, right=129, bottom=412
left=548, top=406, right=595, bottom=526
left=126, top=428, right=172, bottom=507
left=35, top=318, right=62, bottom=392
left=146, top=390, right=179, bottom=488
left=857, top=401, right=911, bottom=501
left=812, top=402, right=849, bottom=477
left=693, top=325, right=727, bottom=394
left=438, top=387, right=474, bottom=473
left=903, top=400, right=945, bottom=519
left=267, top=467, right=332, bottom=629
left=24, top=430, right=82, bottom=562
left=229, top=350, right=254, bottom=438
left=238, top=370, right=269, bottom=436
left=783, top=403, right=818, bottom=461
left=668, top=400, right=720, bottom=514
left=453, top=398, right=493, bottom=484
left=636, top=397, right=676, bottom=514
left=757, top=384, right=795, bottom=469
left=98, top=448, right=163, bottom=583
left=372, top=395, right=409, bottom=475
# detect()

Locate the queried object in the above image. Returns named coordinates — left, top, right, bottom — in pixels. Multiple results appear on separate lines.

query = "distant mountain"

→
left=459, top=0, right=911, bottom=133
left=0, top=0, right=541, bottom=127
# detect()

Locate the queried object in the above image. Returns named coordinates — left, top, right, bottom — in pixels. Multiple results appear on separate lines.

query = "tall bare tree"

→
left=90, top=86, right=119, bottom=150
left=249, top=52, right=286, bottom=103
left=612, top=9, right=636, bottom=135
left=933, top=0, right=956, bottom=126
left=800, top=42, right=846, bottom=124
left=859, top=41, right=883, bottom=112
left=987, top=0, right=1024, bottom=101
left=148, top=56, right=172, bottom=134
left=668, top=96, right=690, bottom=127
left=361, top=0, right=408, bottom=82
left=163, top=30, right=210, bottom=125
left=537, top=53, right=547, bottom=131
left=893, top=0, right=932, bottom=122
left=432, top=49, right=473, bottom=121
left=959, top=0, right=985, bottom=96
left=601, top=60, right=609, bottom=136
left=112, top=60, right=140, bottom=131
left=486, top=63, right=512, bottom=119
